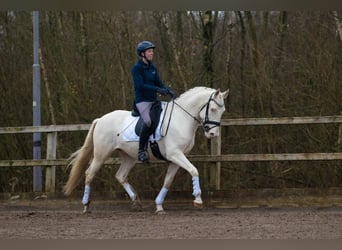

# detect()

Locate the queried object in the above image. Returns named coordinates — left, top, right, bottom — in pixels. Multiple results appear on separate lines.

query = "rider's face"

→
left=143, top=48, right=154, bottom=61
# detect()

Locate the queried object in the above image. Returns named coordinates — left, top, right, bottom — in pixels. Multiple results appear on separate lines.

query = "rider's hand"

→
left=157, top=87, right=169, bottom=96
left=167, top=88, right=177, bottom=99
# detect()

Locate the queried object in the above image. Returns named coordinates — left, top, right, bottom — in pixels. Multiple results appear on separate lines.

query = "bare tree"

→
left=155, top=11, right=188, bottom=90
left=199, top=11, right=218, bottom=87
left=236, top=11, right=247, bottom=114
left=332, top=11, right=342, bottom=42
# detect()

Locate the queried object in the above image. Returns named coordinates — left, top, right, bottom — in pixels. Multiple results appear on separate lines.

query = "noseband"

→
left=173, top=91, right=224, bottom=133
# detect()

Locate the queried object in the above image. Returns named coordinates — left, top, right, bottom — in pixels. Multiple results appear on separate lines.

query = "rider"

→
left=131, top=40, right=176, bottom=162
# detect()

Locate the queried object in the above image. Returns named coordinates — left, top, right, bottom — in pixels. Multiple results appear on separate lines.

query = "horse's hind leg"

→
left=115, top=153, right=140, bottom=211
left=82, top=157, right=104, bottom=214
left=155, top=163, right=179, bottom=214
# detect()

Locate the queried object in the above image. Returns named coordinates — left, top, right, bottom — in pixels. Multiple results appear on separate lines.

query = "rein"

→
left=160, top=99, right=201, bottom=137
left=173, top=100, right=202, bottom=124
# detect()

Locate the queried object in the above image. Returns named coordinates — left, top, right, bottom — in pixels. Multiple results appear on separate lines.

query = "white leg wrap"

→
left=155, top=187, right=168, bottom=205
left=192, top=176, right=201, bottom=197
left=82, top=185, right=90, bottom=205
left=123, top=183, right=136, bottom=200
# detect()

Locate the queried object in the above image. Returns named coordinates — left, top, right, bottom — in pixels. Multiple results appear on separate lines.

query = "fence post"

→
left=45, top=132, right=57, bottom=192
left=210, top=128, right=221, bottom=190
left=338, top=112, right=342, bottom=147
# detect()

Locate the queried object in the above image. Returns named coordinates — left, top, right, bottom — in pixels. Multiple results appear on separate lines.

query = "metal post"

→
left=32, top=11, right=42, bottom=192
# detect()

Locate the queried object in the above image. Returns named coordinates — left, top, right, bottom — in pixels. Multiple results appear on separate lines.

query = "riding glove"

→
left=167, top=88, right=177, bottom=99
left=157, top=87, right=169, bottom=96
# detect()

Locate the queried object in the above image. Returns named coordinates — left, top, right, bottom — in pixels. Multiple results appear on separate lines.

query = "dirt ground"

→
left=1, top=197, right=342, bottom=239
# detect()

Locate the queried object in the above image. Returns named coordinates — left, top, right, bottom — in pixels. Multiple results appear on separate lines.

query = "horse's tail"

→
left=63, top=119, right=98, bottom=196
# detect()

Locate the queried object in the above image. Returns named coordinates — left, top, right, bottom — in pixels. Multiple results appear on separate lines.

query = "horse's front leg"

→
left=168, top=152, right=203, bottom=209
left=192, top=175, right=203, bottom=208
left=155, top=163, right=179, bottom=214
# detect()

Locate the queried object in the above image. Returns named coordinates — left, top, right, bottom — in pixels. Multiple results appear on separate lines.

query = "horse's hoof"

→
left=83, top=209, right=92, bottom=214
left=155, top=209, right=166, bottom=215
left=82, top=201, right=91, bottom=214
left=131, top=196, right=143, bottom=211
left=83, top=205, right=90, bottom=214
left=131, top=205, right=142, bottom=212
left=193, top=201, right=203, bottom=209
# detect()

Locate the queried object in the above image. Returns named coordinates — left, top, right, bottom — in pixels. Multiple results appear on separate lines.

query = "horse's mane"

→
left=178, top=86, right=213, bottom=100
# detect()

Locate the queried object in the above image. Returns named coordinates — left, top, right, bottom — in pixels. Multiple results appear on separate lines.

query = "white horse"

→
left=63, top=86, right=229, bottom=214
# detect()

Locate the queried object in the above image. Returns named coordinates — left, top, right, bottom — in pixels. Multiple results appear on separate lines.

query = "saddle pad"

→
left=122, top=102, right=166, bottom=142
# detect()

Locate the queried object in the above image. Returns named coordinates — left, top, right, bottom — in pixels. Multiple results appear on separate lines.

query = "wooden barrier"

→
left=1, top=116, right=342, bottom=192
left=0, top=124, right=90, bottom=193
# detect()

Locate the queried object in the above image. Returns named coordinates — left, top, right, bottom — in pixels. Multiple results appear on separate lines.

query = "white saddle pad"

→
left=122, top=102, right=167, bottom=142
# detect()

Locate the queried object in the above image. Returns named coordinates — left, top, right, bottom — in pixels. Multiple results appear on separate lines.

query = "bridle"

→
left=171, top=91, right=224, bottom=133
left=199, top=92, right=224, bottom=132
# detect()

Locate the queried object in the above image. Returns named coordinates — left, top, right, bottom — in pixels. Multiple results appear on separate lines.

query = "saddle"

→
left=131, top=100, right=168, bottom=161
left=132, top=100, right=162, bottom=137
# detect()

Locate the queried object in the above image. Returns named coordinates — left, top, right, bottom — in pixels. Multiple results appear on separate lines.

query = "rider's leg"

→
left=136, top=102, right=152, bottom=162
left=138, top=123, right=150, bottom=162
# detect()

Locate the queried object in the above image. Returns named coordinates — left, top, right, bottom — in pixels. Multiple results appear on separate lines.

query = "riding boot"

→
left=138, top=123, right=150, bottom=162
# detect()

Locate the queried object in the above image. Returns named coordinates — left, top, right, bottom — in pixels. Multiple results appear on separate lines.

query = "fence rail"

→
left=1, top=115, right=342, bottom=192
left=0, top=124, right=91, bottom=134
left=221, top=115, right=342, bottom=126
left=1, top=153, right=342, bottom=168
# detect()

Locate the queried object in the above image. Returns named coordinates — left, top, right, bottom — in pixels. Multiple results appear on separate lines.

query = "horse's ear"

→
left=214, top=88, right=220, bottom=97
left=222, top=89, right=229, bottom=99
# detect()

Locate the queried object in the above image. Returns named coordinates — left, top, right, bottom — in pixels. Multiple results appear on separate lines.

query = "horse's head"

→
left=199, top=88, right=229, bottom=139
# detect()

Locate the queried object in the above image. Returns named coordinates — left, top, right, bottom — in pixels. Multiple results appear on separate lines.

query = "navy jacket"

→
left=131, top=59, right=166, bottom=103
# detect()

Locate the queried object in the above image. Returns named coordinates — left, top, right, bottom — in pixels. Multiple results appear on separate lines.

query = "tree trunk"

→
left=224, top=11, right=233, bottom=96
left=155, top=12, right=187, bottom=89
left=39, top=48, right=56, bottom=124
left=79, top=12, right=89, bottom=73
left=332, top=11, right=342, bottom=42
left=236, top=11, right=246, bottom=114
left=200, top=11, right=216, bottom=88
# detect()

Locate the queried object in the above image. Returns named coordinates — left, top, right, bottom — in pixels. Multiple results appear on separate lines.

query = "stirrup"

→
left=138, top=150, right=149, bottom=162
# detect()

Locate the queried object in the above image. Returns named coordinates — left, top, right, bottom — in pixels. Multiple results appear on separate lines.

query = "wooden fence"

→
left=1, top=115, right=342, bottom=192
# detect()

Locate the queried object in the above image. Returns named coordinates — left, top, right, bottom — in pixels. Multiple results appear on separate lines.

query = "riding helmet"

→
left=136, top=41, right=156, bottom=56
